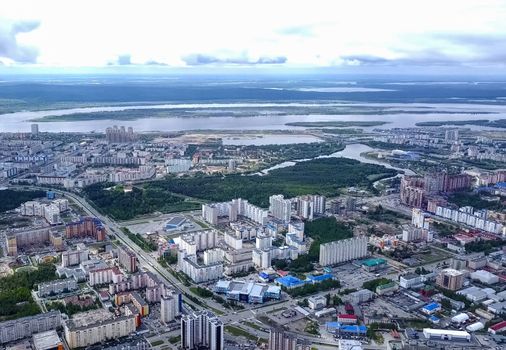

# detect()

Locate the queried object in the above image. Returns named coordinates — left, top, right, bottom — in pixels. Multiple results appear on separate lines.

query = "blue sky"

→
left=2, top=0, right=506, bottom=74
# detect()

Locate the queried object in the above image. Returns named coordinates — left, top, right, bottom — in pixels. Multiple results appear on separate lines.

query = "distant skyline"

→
left=2, top=0, right=506, bottom=74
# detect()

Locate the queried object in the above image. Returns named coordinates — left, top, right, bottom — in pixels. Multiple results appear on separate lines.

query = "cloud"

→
left=144, top=60, right=168, bottom=66
left=116, top=54, right=131, bottom=65
left=339, top=32, right=506, bottom=68
left=182, top=53, right=287, bottom=66
left=0, top=19, right=40, bottom=63
left=277, top=25, right=314, bottom=37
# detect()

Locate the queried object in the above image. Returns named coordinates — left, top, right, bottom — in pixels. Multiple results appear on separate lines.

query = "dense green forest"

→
left=147, top=158, right=396, bottom=208
left=0, top=189, right=45, bottom=213
left=85, top=158, right=395, bottom=219
left=449, top=192, right=505, bottom=211
left=0, top=264, right=56, bottom=320
left=84, top=184, right=201, bottom=220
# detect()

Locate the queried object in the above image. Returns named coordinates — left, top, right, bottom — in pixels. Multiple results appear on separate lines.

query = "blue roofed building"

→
left=275, top=275, right=307, bottom=289
left=306, top=273, right=334, bottom=284
left=421, top=302, right=441, bottom=315
left=165, top=216, right=186, bottom=230
left=326, top=322, right=367, bottom=335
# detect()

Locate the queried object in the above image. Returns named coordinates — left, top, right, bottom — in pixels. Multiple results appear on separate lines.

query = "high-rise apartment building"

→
left=118, top=244, right=138, bottom=273
left=319, top=236, right=368, bottom=266
left=65, top=217, right=106, bottom=241
left=105, top=125, right=136, bottom=143
left=181, top=311, right=223, bottom=350
left=269, top=195, right=292, bottom=223
left=161, top=295, right=177, bottom=323
left=268, top=328, right=311, bottom=350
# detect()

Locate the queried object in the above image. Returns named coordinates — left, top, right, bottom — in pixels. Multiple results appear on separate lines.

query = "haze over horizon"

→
left=2, top=0, right=506, bottom=76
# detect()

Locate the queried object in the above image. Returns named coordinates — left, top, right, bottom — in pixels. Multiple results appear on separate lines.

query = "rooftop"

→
left=361, top=258, right=387, bottom=267
left=32, top=330, right=61, bottom=350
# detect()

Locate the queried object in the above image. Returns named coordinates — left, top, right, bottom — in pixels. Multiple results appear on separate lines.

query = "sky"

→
left=1, top=0, right=506, bottom=74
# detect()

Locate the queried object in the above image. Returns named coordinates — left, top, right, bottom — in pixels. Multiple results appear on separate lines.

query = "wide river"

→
left=1, top=102, right=506, bottom=132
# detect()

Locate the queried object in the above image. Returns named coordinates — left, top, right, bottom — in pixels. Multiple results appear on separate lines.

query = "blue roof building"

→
left=421, top=302, right=441, bottom=315
left=306, top=274, right=334, bottom=283
left=275, top=275, right=307, bottom=289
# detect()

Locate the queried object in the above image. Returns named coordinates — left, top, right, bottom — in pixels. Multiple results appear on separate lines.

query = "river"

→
left=2, top=101, right=506, bottom=132
left=258, top=143, right=416, bottom=176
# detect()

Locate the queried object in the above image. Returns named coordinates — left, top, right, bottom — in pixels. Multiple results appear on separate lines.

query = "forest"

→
left=84, top=184, right=201, bottom=220
left=85, top=158, right=396, bottom=219
left=0, top=189, right=45, bottom=213
left=0, top=264, right=56, bottom=320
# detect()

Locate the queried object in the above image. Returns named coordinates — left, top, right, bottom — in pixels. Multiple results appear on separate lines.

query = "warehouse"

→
left=422, top=329, right=471, bottom=341
left=470, top=270, right=499, bottom=285
left=421, top=302, right=441, bottom=315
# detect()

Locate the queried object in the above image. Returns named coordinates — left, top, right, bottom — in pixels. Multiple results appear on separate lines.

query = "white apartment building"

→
left=202, top=198, right=268, bottom=226
left=203, top=248, right=224, bottom=265
left=180, top=230, right=217, bottom=254
left=181, top=311, right=223, bottom=350
left=252, top=248, right=272, bottom=269
left=319, top=236, right=368, bottom=266
left=178, top=250, right=223, bottom=283
left=161, top=295, right=178, bottom=323
left=269, top=195, right=292, bottom=223
left=62, top=247, right=89, bottom=267
left=38, top=278, right=78, bottom=297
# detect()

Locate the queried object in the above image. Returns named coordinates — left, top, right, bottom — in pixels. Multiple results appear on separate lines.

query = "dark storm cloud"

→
left=0, top=20, right=40, bottom=63
left=182, top=53, right=287, bottom=66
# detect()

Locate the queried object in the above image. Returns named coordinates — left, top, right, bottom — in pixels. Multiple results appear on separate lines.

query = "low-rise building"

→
left=38, top=278, right=78, bottom=297
left=308, top=295, right=326, bottom=310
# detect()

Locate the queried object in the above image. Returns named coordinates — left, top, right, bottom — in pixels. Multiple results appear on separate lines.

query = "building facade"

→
left=181, top=311, right=223, bottom=350
left=319, top=236, right=368, bottom=266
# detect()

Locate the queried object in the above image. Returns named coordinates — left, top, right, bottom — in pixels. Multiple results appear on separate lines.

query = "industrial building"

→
left=422, top=328, right=471, bottom=341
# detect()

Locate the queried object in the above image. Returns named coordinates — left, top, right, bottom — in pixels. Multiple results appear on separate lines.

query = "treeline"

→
left=84, top=183, right=200, bottom=220
left=47, top=300, right=99, bottom=316
left=0, top=264, right=56, bottom=320
left=284, top=278, right=341, bottom=297
left=362, top=278, right=392, bottom=292
left=0, top=189, right=45, bottom=213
